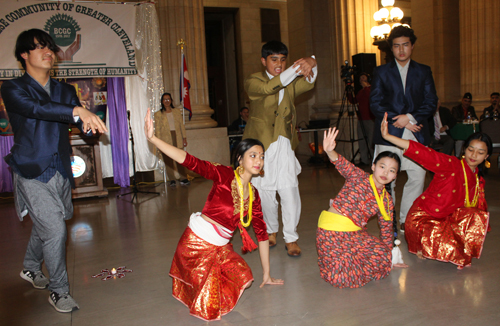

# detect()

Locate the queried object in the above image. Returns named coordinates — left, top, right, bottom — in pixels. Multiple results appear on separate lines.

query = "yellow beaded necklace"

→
left=461, top=160, right=480, bottom=208
left=234, top=170, right=253, bottom=227
left=369, top=175, right=391, bottom=221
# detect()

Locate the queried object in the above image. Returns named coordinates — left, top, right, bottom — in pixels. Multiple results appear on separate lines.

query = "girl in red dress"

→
left=380, top=112, right=492, bottom=269
left=144, top=109, right=283, bottom=321
left=316, top=128, right=407, bottom=288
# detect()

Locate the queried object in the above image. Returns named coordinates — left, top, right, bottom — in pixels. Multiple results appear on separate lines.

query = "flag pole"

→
left=177, top=38, right=186, bottom=125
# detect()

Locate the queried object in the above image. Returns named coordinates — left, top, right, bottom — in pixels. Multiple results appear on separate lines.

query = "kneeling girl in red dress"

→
left=380, top=112, right=492, bottom=269
left=316, top=128, right=407, bottom=289
left=144, top=109, right=283, bottom=321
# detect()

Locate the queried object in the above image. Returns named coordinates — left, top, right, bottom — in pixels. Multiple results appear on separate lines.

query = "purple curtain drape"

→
left=0, top=136, right=14, bottom=193
left=107, top=77, right=130, bottom=187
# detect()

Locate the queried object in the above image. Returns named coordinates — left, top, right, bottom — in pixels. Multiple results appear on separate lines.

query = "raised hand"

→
left=381, top=112, right=410, bottom=150
left=381, top=112, right=389, bottom=139
left=323, top=127, right=339, bottom=153
left=144, top=108, right=154, bottom=141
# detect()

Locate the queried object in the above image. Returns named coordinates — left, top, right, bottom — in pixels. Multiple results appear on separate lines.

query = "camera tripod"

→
left=335, top=83, right=372, bottom=163
left=117, top=111, right=160, bottom=203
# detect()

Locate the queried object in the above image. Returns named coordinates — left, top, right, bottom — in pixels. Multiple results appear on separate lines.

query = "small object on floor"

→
left=92, top=266, right=133, bottom=281
left=20, top=270, right=49, bottom=289
left=391, top=239, right=408, bottom=267
left=285, top=241, right=301, bottom=257
left=179, top=179, right=190, bottom=186
left=268, top=233, right=277, bottom=248
left=169, top=180, right=176, bottom=187
left=49, top=292, right=79, bottom=313
left=400, top=222, right=405, bottom=233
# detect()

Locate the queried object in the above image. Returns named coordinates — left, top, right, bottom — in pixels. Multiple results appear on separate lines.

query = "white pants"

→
left=257, top=187, right=301, bottom=243
left=374, top=130, right=426, bottom=223
left=252, top=136, right=301, bottom=243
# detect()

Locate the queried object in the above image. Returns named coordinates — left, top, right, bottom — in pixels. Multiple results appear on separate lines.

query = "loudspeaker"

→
left=352, top=53, right=376, bottom=94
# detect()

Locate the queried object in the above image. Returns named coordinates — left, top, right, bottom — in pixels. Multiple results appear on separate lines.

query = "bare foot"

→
left=416, top=251, right=425, bottom=260
left=393, top=263, right=409, bottom=268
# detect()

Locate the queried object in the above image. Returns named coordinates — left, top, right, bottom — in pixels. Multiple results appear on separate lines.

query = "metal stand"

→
left=117, top=111, right=160, bottom=203
left=335, top=84, right=372, bottom=163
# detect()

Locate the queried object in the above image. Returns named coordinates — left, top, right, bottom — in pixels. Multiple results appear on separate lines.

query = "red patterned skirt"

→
left=316, top=228, right=391, bottom=288
left=169, top=227, right=254, bottom=321
left=405, top=205, right=489, bottom=267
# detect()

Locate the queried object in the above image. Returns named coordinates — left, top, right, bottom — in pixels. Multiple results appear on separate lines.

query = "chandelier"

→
left=370, top=0, right=409, bottom=41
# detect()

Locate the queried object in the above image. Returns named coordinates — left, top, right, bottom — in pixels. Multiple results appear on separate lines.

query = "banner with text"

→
left=0, top=1, right=137, bottom=79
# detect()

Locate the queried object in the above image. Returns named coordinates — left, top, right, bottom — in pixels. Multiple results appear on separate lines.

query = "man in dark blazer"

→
left=428, top=101, right=457, bottom=155
left=370, top=26, right=437, bottom=232
left=1, top=29, right=107, bottom=313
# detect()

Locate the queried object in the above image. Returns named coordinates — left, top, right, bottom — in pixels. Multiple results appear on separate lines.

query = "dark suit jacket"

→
left=428, top=106, right=457, bottom=138
left=451, top=104, right=478, bottom=122
left=1, top=73, right=85, bottom=188
left=370, top=60, right=437, bottom=146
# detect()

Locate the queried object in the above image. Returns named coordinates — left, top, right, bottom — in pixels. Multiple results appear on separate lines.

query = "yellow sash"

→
left=317, top=210, right=361, bottom=232
left=369, top=175, right=391, bottom=221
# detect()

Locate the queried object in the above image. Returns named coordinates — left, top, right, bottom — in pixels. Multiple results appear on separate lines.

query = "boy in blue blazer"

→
left=370, top=26, right=437, bottom=232
left=1, top=29, right=107, bottom=313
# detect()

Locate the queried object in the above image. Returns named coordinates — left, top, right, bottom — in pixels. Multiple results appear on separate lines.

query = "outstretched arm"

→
left=381, top=112, right=410, bottom=150
left=144, top=108, right=186, bottom=164
left=74, top=106, right=108, bottom=134
left=258, top=240, right=284, bottom=288
left=323, top=127, right=340, bottom=162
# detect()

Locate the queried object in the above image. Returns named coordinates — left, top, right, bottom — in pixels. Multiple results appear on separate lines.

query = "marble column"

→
left=156, top=0, right=216, bottom=129
left=411, top=0, right=461, bottom=107
left=459, top=0, right=500, bottom=107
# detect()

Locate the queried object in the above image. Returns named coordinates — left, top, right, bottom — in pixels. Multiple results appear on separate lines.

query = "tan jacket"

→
left=154, top=107, right=187, bottom=148
left=243, top=71, right=315, bottom=150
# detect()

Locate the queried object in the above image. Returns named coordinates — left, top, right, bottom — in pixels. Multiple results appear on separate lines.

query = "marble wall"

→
left=411, top=0, right=500, bottom=113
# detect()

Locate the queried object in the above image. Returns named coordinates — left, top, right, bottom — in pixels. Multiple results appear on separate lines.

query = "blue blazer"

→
left=370, top=60, right=437, bottom=146
left=1, top=73, right=85, bottom=188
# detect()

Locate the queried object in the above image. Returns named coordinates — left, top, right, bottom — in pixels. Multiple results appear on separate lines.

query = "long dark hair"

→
left=160, top=92, right=175, bottom=111
left=373, top=151, right=401, bottom=173
left=462, top=132, right=493, bottom=177
left=233, top=139, right=265, bottom=169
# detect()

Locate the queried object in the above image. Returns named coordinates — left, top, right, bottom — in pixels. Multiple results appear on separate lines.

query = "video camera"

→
left=340, top=60, right=357, bottom=86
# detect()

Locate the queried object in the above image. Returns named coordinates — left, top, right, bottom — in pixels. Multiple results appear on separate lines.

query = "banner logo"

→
left=45, top=14, right=82, bottom=63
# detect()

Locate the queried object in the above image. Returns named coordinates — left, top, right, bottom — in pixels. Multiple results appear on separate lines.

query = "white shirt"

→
left=395, top=59, right=417, bottom=126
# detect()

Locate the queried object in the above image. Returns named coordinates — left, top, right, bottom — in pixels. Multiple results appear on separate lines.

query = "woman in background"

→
left=154, top=92, right=190, bottom=187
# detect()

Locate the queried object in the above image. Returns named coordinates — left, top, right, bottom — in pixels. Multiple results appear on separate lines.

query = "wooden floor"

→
left=1, top=154, right=500, bottom=326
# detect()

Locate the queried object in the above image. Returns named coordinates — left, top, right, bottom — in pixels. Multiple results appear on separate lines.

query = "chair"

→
left=479, top=119, right=500, bottom=169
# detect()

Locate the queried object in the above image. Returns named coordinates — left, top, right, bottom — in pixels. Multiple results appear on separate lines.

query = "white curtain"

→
left=99, top=2, right=164, bottom=177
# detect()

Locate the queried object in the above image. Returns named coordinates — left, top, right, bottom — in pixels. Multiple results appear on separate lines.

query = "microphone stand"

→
left=117, top=111, right=160, bottom=203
